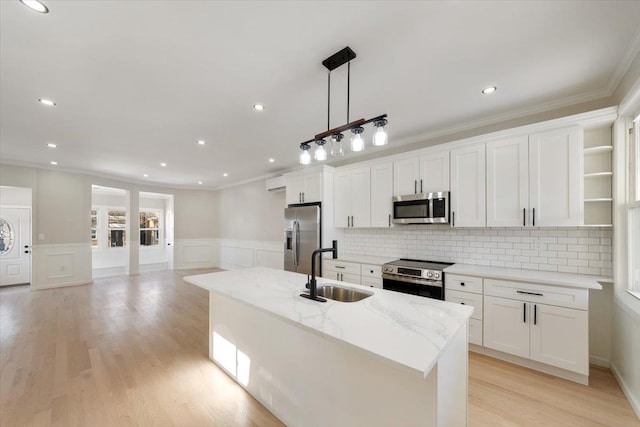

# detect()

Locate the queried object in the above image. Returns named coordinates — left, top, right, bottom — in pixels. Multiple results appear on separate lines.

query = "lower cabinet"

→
left=323, top=260, right=383, bottom=289
left=484, top=295, right=589, bottom=375
left=445, top=274, right=484, bottom=346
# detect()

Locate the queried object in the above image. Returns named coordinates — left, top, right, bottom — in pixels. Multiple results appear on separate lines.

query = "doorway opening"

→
left=0, top=186, right=32, bottom=287
left=91, top=185, right=130, bottom=279
left=139, top=192, right=174, bottom=272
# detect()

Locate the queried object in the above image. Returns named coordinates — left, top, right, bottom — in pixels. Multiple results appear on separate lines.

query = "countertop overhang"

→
left=184, top=267, right=473, bottom=378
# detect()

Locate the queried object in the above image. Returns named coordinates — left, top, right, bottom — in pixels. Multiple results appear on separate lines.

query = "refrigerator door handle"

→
left=295, top=220, right=301, bottom=266
left=292, top=220, right=298, bottom=266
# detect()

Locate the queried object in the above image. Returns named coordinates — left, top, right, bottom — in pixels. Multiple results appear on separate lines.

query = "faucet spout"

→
left=300, top=240, right=338, bottom=303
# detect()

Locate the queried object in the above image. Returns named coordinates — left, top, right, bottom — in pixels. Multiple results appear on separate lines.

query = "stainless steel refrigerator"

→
left=284, top=203, right=321, bottom=276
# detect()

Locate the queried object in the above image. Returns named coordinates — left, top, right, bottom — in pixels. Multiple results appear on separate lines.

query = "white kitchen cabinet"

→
left=450, top=144, right=486, bottom=227
left=393, top=151, right=449, bottom=196
left=285, top=171, right=322, bottom=205
left=483, top=295, right=530, bottom=359
left=484, top=292, right=589, bottom=375
left=486, top=136, right=529, bottom=227
left=334, top=167, right=371, bottom=228
left=419, top=150, right=450, bottom=193
left=529, top=303, right=588, bottom=375
left=445, top=274, right=484, bottom=346
left=529, top=127, right=583, bottom=226
left=370, top=161, right=394, bottom=228
left=393, top=157, right=420, bottom=195
left=323, top=259, right=384, bottom=287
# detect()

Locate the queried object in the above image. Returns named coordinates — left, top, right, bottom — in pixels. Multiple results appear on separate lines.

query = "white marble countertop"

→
left=444, top=264, right=604, bottom=290
left=184, top=267, right=473, bottom=378
left=328, top=253, right=396, bottom=266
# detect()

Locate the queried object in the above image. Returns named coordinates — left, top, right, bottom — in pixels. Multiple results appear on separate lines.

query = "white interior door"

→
left=0, top=207, right=31, bottom=286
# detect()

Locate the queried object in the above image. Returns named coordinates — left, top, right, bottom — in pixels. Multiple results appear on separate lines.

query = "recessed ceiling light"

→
left=198, top=181, right=203, bottom=185
left=20, top=0, right=49, bottom=13
left=197, top=140, right=206, bottom=145
left=38, top=98, right=56, bottom=106
left=253, top=104, right=265, bottom=111
left=143, top=174, right=149, bottom=177
left=160, top=162, right=167, bottom=167
left=268, top=158, right=275, bottom=163
left=50, top=161, right=57, bottom=166
left=223, top=173, right=228, bottom=177
left=482, top=86, right=497, bottom=95
left=46, top=143, right=57, bottom=148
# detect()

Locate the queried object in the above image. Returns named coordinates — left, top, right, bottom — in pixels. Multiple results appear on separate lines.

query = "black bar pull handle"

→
left=452, top=211, right=455, bottom=227
left=414, top=180, right=417, bottom=194
left=534, top=304, right=537, bottom=325
left=388, top=214, right=391, bottom=227
left=523, top=208, right=526, bottom=226
left=420, top=179, right=423, bottom=193
left=523, top=303, right=527, bottom=323
left=517, top=290, right=543, bottom=297
left=533, top=207, right=536, bottom=226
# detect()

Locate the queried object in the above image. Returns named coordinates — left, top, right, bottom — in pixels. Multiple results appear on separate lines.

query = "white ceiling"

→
left=2, top=1, right=640, bottom=189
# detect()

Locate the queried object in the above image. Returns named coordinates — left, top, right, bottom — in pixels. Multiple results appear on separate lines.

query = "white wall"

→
left=0, top=186, right=32, bottom=206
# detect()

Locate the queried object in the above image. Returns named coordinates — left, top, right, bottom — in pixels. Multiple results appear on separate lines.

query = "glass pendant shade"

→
left=330, top=134, right=344, bottom=157
left=314, top=142, right=327, bottom=161
left=299, top=144, right=311, bottom=165
left=373, top=125, right=388, bottom=146
left=350, top=127, right=365, bottom=152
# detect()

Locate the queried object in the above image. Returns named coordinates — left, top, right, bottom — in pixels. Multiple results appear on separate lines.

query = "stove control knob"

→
left=434, top=272, right=441, bottom=279
left=383, top=266, right=390, bottom=272
left=426, top=271, right=433, bottom=278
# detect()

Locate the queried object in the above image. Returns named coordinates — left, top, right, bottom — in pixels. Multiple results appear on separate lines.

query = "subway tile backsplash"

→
left=343, top=226, right=612, bottom=277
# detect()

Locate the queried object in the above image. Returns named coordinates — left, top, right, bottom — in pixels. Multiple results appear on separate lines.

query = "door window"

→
left=0, top=219, right=14, bottom=254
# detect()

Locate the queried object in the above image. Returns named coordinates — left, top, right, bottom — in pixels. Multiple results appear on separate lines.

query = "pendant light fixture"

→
left=298, top=47, right=388, bottom=164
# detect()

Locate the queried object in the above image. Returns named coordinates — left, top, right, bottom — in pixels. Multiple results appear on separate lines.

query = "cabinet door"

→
left=486, top=136, right=529, bottom=227
left=303, top=172, right=322, bottom=203
left=350, top=167, right=371, bottom=228
left=419, top=150, right=450, bottom=193
left=393, top=157, right=420, bottom=195
left=483, top=296, right=530, bottom=359
left=334, top=171, right=351, bottom=228
left=450, top=144, right=486, bottom=227
left=529, top=127, right=583, bottom=226
left=286, top=175, right=305, bottom=205
left=529, top=304, right=589, bottom=375
left=370, top=162, right=393, bottom=228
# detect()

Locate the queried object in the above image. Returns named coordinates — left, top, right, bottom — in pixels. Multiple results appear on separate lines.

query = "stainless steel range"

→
left=381, top=259, right=453, bottom=300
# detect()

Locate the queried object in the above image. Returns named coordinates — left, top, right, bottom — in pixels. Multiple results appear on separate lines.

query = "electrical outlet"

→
left=60, top=266, right=66, bottom=272
left=38, top=233, right=45, bottom=241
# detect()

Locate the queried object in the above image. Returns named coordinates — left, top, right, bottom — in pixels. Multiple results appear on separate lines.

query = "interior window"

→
left=629, top=117, right=640, bottom=297
left=139, top=211, right=160, bottom=246
left=108, top=210, right=126, bottom=247
left=90, top=209, right=98, bottom=247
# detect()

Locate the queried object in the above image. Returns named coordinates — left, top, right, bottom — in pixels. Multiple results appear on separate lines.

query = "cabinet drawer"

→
left=469, top=318, right=483, bottom=346
left=446, top=274, right=483, bottom=294
left=338, top=272, right=361, bottom=285
left=484, top=279, right=588, bottom=310
left=361, top=264, right=382, bottom=278
left=324, top=260, right=361, bottom=275
left=446, top=289, right=483, bottom=320
left=361, top=277, right=382, bottom=289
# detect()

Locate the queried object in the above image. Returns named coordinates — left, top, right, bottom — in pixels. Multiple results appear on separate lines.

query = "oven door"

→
left=382, top=275, right=444, bottom=300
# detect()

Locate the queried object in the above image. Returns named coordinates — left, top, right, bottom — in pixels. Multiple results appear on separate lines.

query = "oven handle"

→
left=382, top=273, right=443, bottom=288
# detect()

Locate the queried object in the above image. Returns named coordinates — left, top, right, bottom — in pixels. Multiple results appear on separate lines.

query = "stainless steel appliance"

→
left=381, top=259, right=453, bottom=300
left=392, top=191, right=449, bottom=224
left=284, top=203, right=321, bottom=276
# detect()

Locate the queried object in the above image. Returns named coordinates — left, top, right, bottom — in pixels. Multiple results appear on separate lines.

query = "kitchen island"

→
left=184, top=267, right=473, bottom=427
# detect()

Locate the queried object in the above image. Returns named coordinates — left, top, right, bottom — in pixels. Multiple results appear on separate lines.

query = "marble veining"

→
left=184, top=267, right=473, bottom=378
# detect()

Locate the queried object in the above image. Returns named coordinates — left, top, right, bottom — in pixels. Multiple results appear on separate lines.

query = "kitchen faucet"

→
left=300, top=240, right=338, bottom=302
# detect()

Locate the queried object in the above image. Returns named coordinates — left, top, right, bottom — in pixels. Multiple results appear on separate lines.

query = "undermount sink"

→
left=316, top=285, right=373, bottom=303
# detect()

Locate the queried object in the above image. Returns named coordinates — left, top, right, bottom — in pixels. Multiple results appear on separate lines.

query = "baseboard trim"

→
left=611, top=361, right=640, bottom=420
left=589, top=355, right=611, bottom=368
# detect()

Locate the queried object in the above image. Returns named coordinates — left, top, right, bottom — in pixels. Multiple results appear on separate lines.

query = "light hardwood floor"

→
left=1, top=269, right=637, bottom=427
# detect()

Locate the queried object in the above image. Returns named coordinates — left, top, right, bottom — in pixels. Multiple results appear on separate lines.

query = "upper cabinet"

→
left=370, top=161, right=394, bottom=228
left=334, top=167, right=371, bottom=228
left=486, top=127, right=583, bottom=227
left=285, top=170, right=323, bottom=205
left=529, top=127, right=583, bottom=227
left=450, top=144, right=486, bottom=227
left=393, top=151, right=449, bottom=195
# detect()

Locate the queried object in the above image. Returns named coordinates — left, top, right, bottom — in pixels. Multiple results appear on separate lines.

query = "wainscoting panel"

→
left=32, top=243, right=92, bottom=290
left=174, top=239, right=218, bottom=270
left=217, top=239, right=282, bottom=271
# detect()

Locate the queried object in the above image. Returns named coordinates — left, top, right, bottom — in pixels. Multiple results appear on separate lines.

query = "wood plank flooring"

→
left=1, top=269, right=637, bottom=426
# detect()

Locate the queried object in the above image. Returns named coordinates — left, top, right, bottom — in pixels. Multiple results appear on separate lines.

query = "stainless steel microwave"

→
left=392, top=192, right=450, bottom=224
